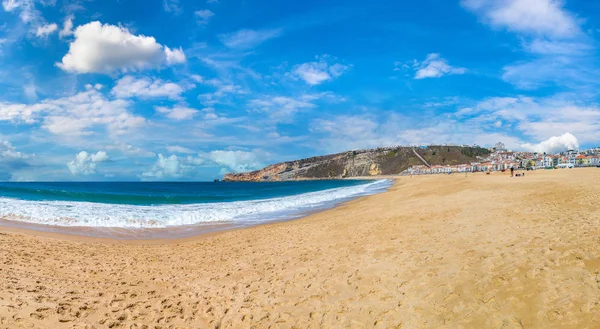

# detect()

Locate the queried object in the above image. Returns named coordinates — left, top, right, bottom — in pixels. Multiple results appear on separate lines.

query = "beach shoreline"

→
left=0, top=183, right=392, bottom=245
left=2, top=168, right=600, bottom=328
left=0, top=179, right=393, bottom=243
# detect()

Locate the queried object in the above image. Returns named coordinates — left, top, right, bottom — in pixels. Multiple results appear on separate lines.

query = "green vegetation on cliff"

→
left=223, top=145, right=491, bottom=182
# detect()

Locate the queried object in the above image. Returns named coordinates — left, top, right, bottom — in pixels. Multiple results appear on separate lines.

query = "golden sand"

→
left=1, top=169, right=600, bottom=328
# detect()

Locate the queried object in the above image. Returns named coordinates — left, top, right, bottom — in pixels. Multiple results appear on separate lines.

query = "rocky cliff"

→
left=222, top=145, right=490, bottom=182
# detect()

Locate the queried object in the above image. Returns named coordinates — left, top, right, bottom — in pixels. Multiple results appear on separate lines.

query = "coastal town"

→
left=404, top=142, right=600, bottom=175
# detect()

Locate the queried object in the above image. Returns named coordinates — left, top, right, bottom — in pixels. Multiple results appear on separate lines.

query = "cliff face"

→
left=223, top=146, right=490, bottom=182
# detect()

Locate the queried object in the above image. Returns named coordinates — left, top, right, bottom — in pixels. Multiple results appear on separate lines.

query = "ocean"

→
left=0, top=180, right=391, bottom=232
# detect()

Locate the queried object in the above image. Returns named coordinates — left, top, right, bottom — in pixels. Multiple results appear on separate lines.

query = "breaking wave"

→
left=0, top=180, right=391, bottom=228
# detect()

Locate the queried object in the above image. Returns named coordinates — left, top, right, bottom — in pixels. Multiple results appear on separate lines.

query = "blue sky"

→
left=0, top=0, right=599, bottom=181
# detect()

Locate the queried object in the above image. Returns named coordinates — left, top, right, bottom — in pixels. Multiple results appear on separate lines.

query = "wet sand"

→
left=1, top=168, right=600, bottom=328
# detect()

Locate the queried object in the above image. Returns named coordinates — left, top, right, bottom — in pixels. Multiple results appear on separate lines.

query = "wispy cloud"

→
left=163, top=0, right=182, bottom=15
left=35, top=23, right=57, bottom=38
left=195, top=9, right=214, bottom=25
left=111, top=76, right=185, bottom=100
left=462, top=0, right=592, bottom=90
left=218, top=28, right=282, bottom=49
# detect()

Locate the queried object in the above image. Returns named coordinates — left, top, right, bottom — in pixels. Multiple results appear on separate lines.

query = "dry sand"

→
left=1, top=168, right=600, bottom=328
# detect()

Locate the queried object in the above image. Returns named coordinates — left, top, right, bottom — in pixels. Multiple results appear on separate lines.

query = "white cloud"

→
left=67, top=151, right=109, bottom=175
left=39, top=0, right=55, bottom=6
left=2, top=0, right=21, bottom=11
left=218, top=28, right=282, bottom=49
left=58, top=21, right=185, bottom=74
left=23, top=83, right=37, bottom=101
left=249, top=95, right=317, bottom=122
left=190, top=74, right=204, bottom=83
left=310, top=110, right=531, bottom=154
left=0, top=140, right=32, bottom=180
left=525, top=39, right=592, bottom=56
left=209, top=150, right=262, bottom=173
left=456, top=95, right=600, bottom=147
left=141, top=154, right=204, bottom=180
left=461, top=0, right=580, bottom=38
left=0, top=88, right=145, bottom=136
left=0, top=103, right=42, bottom=124
left=413, top=53, right=466, bottom=79
left=155, top=105, right=198, bottom=120
left=142, top=154, right=182, bottom=179
left=84, top=83, right=103, bottom=90
left=164, top=46, right=186, bottom=65
left=0, top=140, right=30, bottom=159
left=108, top=142, right=155, bottom=158
left=521, top=133, right=579, bottom=153
left=291, top=55, right=349, bottom=85
left=58, top=15, right=74, bottom=38
left=163, top=0, right=182, bottom=14
left=195, top=9, right=214, bottom=25
left=462, top=1, right=590, bottom=90
left=166, top=145, right=194, bottom=154
left=201, top=107, right=219, bottom=120
left=198, top=78, right=246, bottom=105
left=35, top=23, right=57, bottom=37
left=111, top=76, right=184, bottom=100
left=2, top=0, right=40, bottom=24
left=501, top=50, right=597, bottom=90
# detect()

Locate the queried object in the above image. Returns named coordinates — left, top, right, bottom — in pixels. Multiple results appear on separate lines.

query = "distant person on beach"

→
left=510, top=167, right=514, bottom=177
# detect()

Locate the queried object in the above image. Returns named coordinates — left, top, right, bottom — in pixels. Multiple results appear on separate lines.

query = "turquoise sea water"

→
left=0, top=180, right=391, bottom=229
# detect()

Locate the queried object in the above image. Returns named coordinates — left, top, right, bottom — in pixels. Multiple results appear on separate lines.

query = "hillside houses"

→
left=403, top=144, right=600, bottom=176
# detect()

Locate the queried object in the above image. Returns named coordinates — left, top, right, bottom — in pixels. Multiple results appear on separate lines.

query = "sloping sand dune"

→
left=1, top=169, right=600, bottom=328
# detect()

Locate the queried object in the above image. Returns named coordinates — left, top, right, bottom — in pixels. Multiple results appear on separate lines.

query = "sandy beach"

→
left=2, top=168, right=600, bottom=328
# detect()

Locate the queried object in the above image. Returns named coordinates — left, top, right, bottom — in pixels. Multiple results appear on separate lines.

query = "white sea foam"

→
left=0, top=180, right=391, bottom=228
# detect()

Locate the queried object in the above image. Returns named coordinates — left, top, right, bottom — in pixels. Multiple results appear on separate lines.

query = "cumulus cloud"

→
left=35, top=23, right=57, bottom=37
left=141, top=154, right=204, bottom=180
left=412, top=53, right=466, bottom=79
left=0, top=140, right=31, bottom=181
left=58, top=21, right=186, bottom=74
left=164, top=46, right=186, bottom=65
left=155, top=105, right=198, bottom=120
left=0, top=140, right=30, bottom=159
left=142, top=154, right=181, bottom=179
left=521, top=133, right=579, bottom=154
left=461, top=0, right=580, bottom=38
left=67, top=151, right=109, bottom=175
left=291, top=55, right=349, bottom=85
left=0, top=87, right=145, bottom=136
left=111, top=76, right=184, bottom=100
left=209, top=150, right=262, bottom=173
